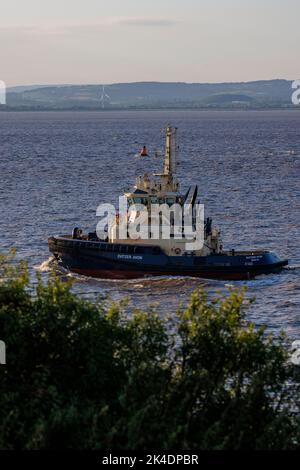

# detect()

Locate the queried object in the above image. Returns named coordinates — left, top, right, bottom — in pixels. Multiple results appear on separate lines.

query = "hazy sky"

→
left=0, top=0, right=299, bottom=86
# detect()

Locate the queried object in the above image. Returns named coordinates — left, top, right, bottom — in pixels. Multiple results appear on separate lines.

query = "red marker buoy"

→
left=140, top=145, right=148, bottom=157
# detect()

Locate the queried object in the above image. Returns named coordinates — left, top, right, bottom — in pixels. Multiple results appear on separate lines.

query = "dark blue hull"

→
left=48, top=236, right=288, bottom=280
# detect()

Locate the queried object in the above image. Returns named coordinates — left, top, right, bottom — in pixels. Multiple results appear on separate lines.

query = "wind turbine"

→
left=100, top=85, right=111, bottom=109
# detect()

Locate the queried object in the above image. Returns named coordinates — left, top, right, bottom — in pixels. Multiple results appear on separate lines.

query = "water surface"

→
left=0, top=110, right=299, bottom=337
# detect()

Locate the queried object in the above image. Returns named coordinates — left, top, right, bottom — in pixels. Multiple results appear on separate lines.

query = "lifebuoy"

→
left=175, top=248, right=181, bottom=255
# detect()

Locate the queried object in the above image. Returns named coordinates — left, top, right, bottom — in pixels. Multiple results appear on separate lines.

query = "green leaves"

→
left=0, top=254, right=299, bottom=449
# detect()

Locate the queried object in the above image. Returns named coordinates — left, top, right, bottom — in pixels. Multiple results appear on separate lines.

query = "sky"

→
left=0, top=0, right=299, bottom=86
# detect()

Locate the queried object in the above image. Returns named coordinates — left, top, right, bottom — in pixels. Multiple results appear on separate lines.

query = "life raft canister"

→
left=140, top=145, right=148, bottom=157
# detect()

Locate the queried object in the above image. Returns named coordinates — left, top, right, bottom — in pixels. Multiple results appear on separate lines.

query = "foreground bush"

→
left=0, top=253, right=299, bottom=449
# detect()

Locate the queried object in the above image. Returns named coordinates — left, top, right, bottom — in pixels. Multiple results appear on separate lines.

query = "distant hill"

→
left=7, top=85, right=67, bottom=93
left=1, top=79, right=296, bottom=110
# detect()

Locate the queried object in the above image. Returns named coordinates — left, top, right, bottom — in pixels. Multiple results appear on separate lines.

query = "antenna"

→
left=100, top=85, right=111, bottom=109
left=173, top=126, right=179, bottom=169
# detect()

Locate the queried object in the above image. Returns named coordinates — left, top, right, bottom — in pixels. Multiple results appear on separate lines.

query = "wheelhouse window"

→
left=166, top=197, right=175, bottom=206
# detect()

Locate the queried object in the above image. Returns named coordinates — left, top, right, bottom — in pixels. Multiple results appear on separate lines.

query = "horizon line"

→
left=7, top=77, right=296, bottom=89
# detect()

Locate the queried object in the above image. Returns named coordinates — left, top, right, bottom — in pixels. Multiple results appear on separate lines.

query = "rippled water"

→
left=0, top=110, right=300, bottom=337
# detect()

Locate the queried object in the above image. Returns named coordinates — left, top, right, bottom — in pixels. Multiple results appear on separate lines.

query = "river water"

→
left=0, top=110, right=299, bottom=338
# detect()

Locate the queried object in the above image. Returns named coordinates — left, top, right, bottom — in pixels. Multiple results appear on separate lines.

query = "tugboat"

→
left=48, top=126, right=288, bottom=280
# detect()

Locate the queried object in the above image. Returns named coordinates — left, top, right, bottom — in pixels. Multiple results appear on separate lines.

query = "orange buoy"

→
left=140, top=145, right=148, bottom=157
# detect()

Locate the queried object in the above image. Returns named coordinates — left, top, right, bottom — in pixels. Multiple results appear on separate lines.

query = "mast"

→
left=164, top=126, right=173, bottom=175
left=160, top=126, right=179, bottom=192
left=136, top=125, right=179, bottom=192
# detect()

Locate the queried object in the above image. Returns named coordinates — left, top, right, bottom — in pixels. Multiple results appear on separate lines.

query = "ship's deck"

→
left=53, top=236, right=269, bottom=257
